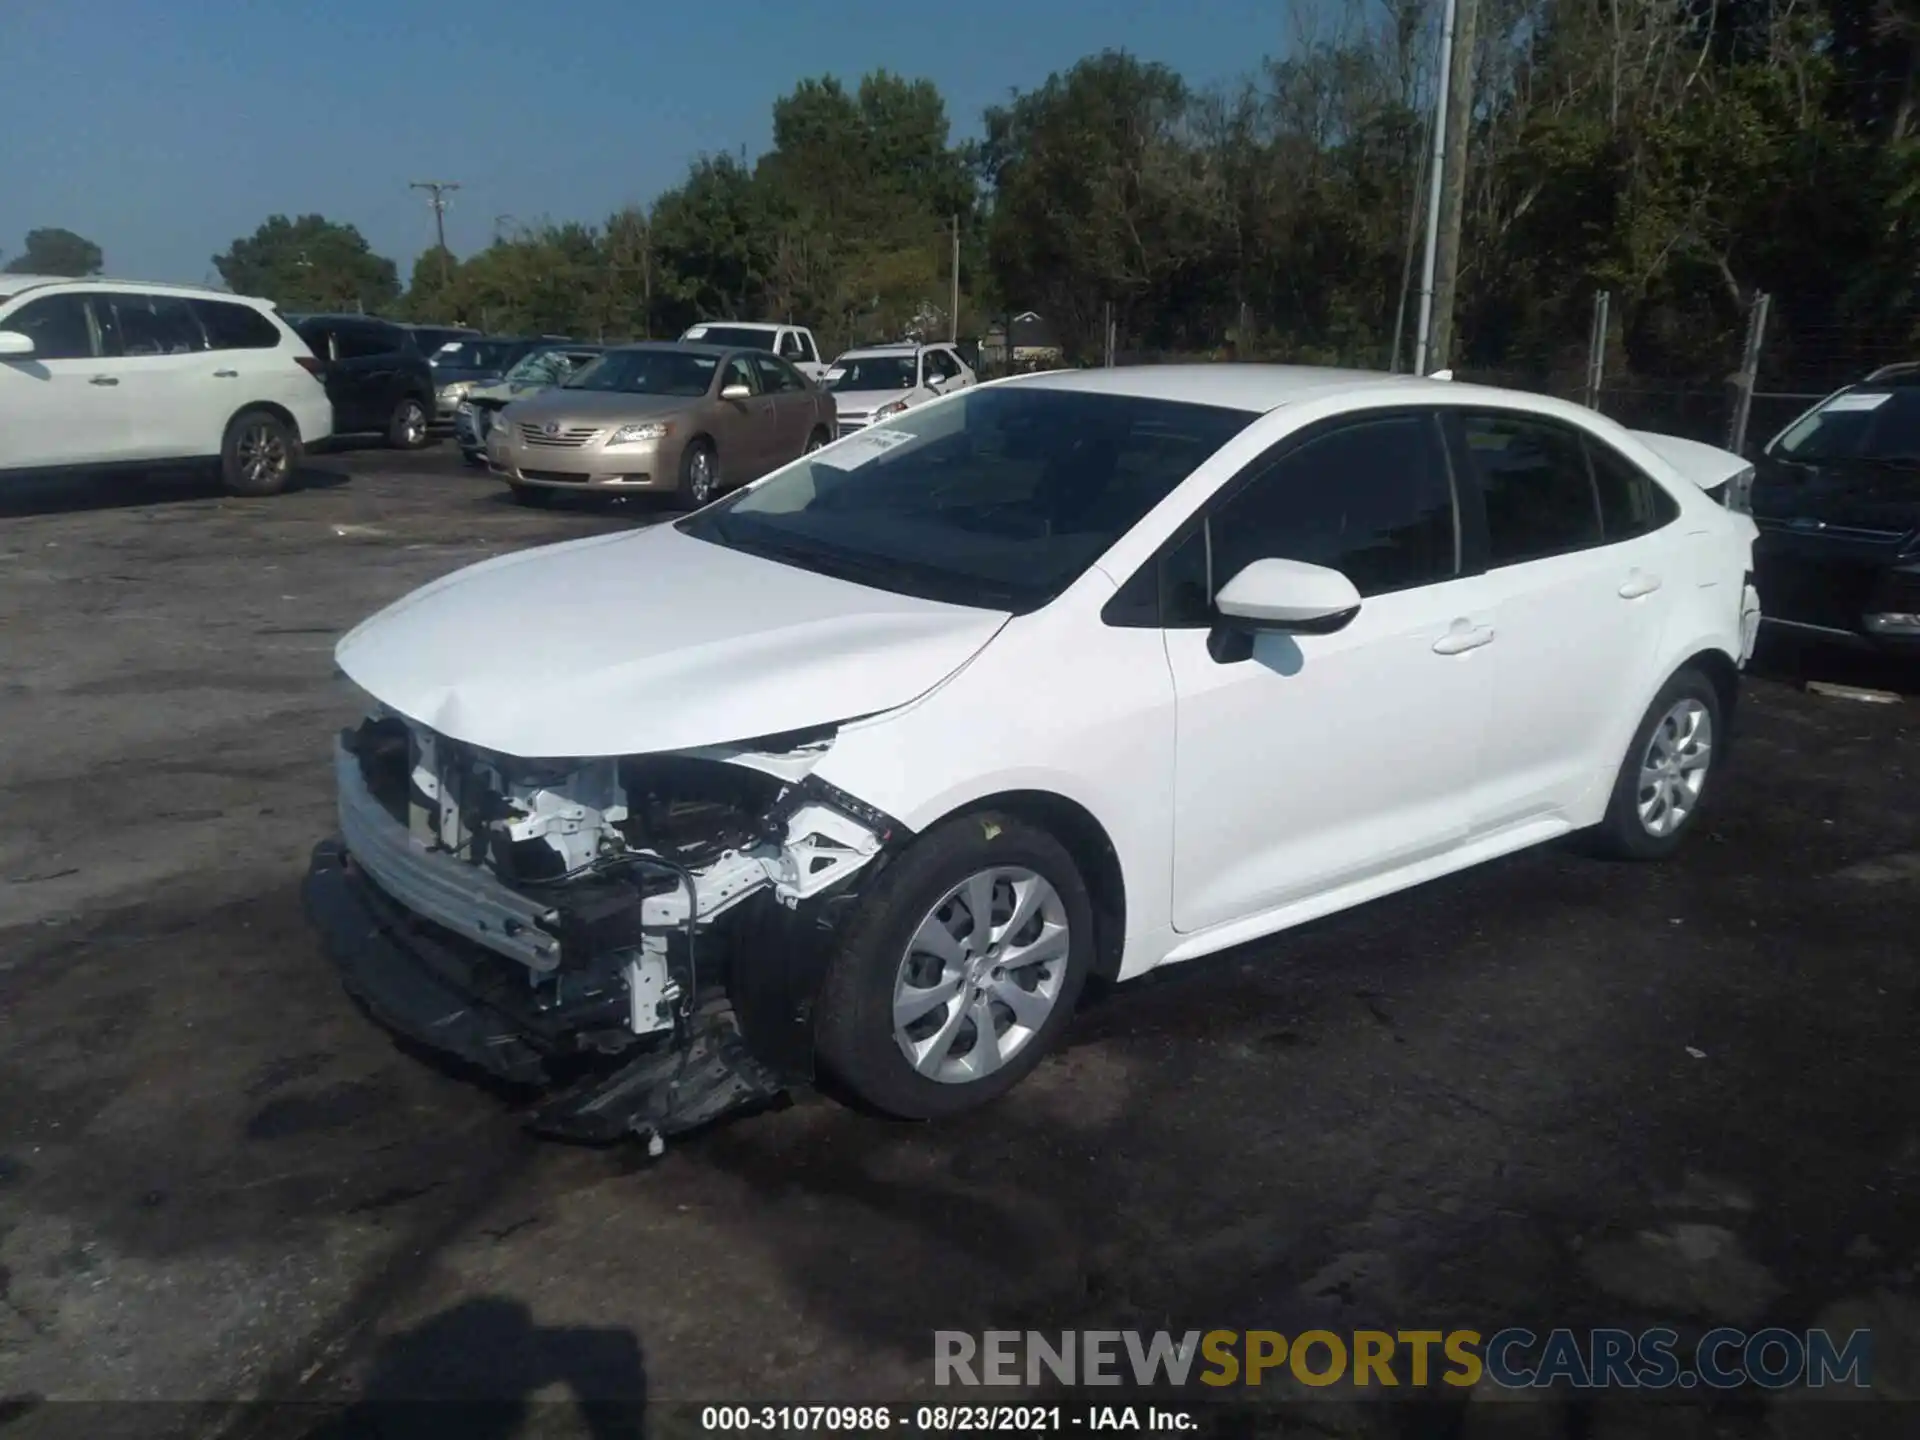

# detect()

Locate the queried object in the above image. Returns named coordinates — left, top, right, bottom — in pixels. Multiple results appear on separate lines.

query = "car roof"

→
left=0, top=274, right=271, bottom=305
left=684, top=321, right=784, bottom=332
left=1005, top=363, right=1475, bottom=414
left=838, top=343, right=925, bottom=358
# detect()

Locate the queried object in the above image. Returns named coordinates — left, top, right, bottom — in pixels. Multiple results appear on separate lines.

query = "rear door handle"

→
left=1618, top=570, right=1663, bottom=599
left=213, top=369, right=239, bottom=378
left=89, top=375, right=120, bottom=386
left=1432, top=619, right=1495, bottom=655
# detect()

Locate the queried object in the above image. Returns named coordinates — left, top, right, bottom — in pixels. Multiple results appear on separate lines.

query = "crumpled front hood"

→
left=335, top=523, right=1009, bottom=759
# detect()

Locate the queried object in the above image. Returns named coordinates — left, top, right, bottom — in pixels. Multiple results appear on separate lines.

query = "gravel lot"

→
left=2, top=442, right=1918, bottom=1438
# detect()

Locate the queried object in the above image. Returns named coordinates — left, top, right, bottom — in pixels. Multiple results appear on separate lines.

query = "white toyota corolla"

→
left=307, top=365, right=1761, bottom=1145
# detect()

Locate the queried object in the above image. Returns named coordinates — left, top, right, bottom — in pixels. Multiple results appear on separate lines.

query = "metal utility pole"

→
left=1583, top=290, right=1612, bottom=410
left=950, top=214, right=961, bottom=343
left=1727, top=292, right=1772, bottom=455
left=410, top=180, right=461, bottom=284
left=1428, top=0, right=1479, bottom=373
left=1412, top=0, right=1458, bottom=376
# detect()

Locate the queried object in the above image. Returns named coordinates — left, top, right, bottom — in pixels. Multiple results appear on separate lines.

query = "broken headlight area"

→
left=306, top=712, right=900, bottom=1146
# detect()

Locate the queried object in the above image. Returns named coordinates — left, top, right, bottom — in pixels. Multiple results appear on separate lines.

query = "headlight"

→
left=872, top=399, right=909, bottom=420
left=439, top=381, right=471, bottom=402
left=608, top=421, right=671, bottom=445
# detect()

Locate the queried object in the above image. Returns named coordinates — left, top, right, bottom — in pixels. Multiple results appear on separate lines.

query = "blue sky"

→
left=1, top=0, right=1317, bottom=286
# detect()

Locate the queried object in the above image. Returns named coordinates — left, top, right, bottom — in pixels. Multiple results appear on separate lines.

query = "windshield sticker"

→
left=822, top=428, right=915, bottom=468
left=1825, top=392, right=1892, bottom=412
left=823, top=368, right=846, bottom=382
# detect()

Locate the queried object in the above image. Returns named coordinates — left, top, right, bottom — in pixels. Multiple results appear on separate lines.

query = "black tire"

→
left=1588, top=666, right=1724, bottom=861
left=814, top=811, right=1095, bottom=1119
left=386, top=395, right=431, bottom=450
left=805, top=427, right=830, bottom=453
left=220, top=409, right=299, bottom=496
left=508, top=484, right=554, bottom=507
left=678, top=439, right=719, bottom=509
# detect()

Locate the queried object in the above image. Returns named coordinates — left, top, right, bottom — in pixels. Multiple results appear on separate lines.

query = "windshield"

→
left=506, top=348, right=593, bottom=385
left=677, top=386, right=1255, bottom=612
left=565, top=349, right=717, bottom=396
left=1771, top=386, right=1920, bottom=463
left=831, top=356, right=916, bottom=392
left=684, top=325, right=776, bottom=350
left=433, top=340, right=521, bottom=371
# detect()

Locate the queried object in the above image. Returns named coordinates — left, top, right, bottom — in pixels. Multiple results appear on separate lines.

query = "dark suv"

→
left=287, top=315, right=437, bottom=449
left=1751, top=363, right=1920, bottom=654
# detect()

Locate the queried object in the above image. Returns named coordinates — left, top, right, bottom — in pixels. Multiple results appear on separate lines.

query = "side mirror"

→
left=1214, top=558, right=1361, bottom=634
left=720, top=382, right=752, bottom=401
left=0, top=330, right=35, bottom=358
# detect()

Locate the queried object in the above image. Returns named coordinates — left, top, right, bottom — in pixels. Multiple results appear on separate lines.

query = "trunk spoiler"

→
left=1629, top=429, right=1755, bottom=511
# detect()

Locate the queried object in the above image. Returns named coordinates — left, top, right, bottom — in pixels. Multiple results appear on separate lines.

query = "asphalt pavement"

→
left=1, top=440, right=1918, bottom=1438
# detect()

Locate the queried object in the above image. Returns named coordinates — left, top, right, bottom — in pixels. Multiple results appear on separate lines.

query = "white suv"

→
left=0, top=276, right=334, bottom=495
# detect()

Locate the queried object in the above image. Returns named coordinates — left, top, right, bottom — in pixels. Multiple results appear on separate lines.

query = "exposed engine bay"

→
left=307, top=707, right=899, bottom=1147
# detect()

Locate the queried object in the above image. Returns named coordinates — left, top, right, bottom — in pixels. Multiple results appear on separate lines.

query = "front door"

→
left=1167, top=410, right=1497, bottom=934
left=751, top=354, right=813, bottom=465
left=715, top=354, right=774, bottom=480
left=0, top=292, right=129, bottom=468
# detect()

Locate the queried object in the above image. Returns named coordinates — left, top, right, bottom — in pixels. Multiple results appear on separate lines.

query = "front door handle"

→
left=1618, top=570, right=1663, bottom=599
left=213, top=368, right=239, bottom=378
left=1432, top=619, right=1495, bottom=655
left=89, top=375, right=120, bottom=386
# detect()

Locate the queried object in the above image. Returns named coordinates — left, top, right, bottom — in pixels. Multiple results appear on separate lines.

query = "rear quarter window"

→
left=192, top=299, right=282, bottom=350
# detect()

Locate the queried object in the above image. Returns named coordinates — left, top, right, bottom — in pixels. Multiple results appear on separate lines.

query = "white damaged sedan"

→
left=308, top=365, right=1761, bottom=1143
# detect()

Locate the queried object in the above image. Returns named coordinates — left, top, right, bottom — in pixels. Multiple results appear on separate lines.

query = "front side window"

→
left=777, top=330, right=804, bottom=360
left=192, top=299, right=280, bottom=350
left=1459, top=413, right=1601, bottom=566
left=98, top=293, right=205, bottom=356
left=720, top=355, right=758, bottom=394
left=1209, top=413, right=1459, bottom=602
left=1, top=294, right=95, bottom=360
left=679, top=384, right=1255, bottom=613
left=751, top=354, right=806, bottom=393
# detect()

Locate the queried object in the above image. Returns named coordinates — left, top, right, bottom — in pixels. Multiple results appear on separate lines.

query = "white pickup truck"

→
left=677, top=321, right=828, bottom=382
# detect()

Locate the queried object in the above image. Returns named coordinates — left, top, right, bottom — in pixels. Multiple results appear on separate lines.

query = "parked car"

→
left=485, top=341, right=834, bottom=506
left=454, top=343, right=606, bottom=466
left=286, top=314, right=436, bottom=449
left=406, top=323, right=479, bottom=359
left=427, top=336, right=548, bottom=421
left=1749, top=365, right=1920, bottom=654
left=825, top=341, right=976, bottom=431
left=307, top=365, right=1761, bottom=1145
left=0, top=274, right=332, bottom=495
left=678, top=321, right=827, bottom=381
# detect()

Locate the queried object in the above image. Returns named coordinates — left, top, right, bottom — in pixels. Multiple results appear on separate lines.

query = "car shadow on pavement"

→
left=0, top=465, right=347, bottom=518
left=1749, top=634, right=1920, bottom=699
left=296, top=1296, right=646, bottom=1440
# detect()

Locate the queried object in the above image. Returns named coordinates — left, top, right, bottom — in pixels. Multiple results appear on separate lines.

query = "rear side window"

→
left=295, top=323, right=333, bottom=361
left=1588, top=438, right=1678, bottom=540
left=97, top=292, right=206, bottom=357
left=335, top=323, right=403, bottom=360
left=2, top=294, right=95, bottom=359
left=1459, top=414, right=1601, bottom=566
left=192, top=299, right=281, bottom=350
left=1209, top=413, right=1460, bottom=602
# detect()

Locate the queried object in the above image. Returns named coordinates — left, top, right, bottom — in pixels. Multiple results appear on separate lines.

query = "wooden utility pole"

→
left=1412, top=0, right=1457, bottom=375
left=950, top=214, right=961, bottom=344
left=409, top=180, right=461, bottom=285
left=1428, top=0, right=1478, bottom=373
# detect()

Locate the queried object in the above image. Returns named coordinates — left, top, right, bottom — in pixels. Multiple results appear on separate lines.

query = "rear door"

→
left=0, top=291, right=128, bottom=468
left=329, top=321, right=407, bottom=431
left=1446, top=409, right=1679, bottom=834
left=749, top=353, right=813, bottom=463
left=92, top=291, right=217, bottom=457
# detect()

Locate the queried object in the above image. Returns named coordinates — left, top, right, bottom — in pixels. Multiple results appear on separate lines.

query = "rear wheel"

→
left=387, top=396, right=430, bottom=450
left=680, top=440, right=719, bottom=508
left=1589, top=666, right=1722, bottom=860
left=814, top=812, right=1094, bottom=1119
left=220, top=410, right=298, bottom=496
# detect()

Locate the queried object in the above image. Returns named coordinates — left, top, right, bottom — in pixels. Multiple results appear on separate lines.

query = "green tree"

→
left=401, top=245, right=463, bottom=322
left=4, top=227, right=104, bottom=276
left=212, top=215, right=400, bottom=312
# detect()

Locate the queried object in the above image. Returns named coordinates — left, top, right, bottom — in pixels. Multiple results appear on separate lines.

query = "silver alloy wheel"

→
left=236, top=422, right=288, bottom=487
left=398, top=400, right=426, bottom=445
left=1637, top=698, right=1713, bottom=837
left=892, top=866, right=1070, bottom=1085
left=688, top=447, right=716, bottom=504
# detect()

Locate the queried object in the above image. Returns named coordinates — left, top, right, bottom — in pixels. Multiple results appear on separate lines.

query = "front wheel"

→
left=387, top=396, right=430, bottom=450
left=679, top=440, right=719, bottom=508
left=805, top=427, right=830, bottom=453
left=1588, top=666, right=1723, bottom=860
left=221, top=410, right=298, bottom=496
left=814, top=812, right=1094, bottom=1119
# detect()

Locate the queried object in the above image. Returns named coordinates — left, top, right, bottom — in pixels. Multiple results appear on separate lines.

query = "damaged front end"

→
left=302, top=708, right=901, bottom=1146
